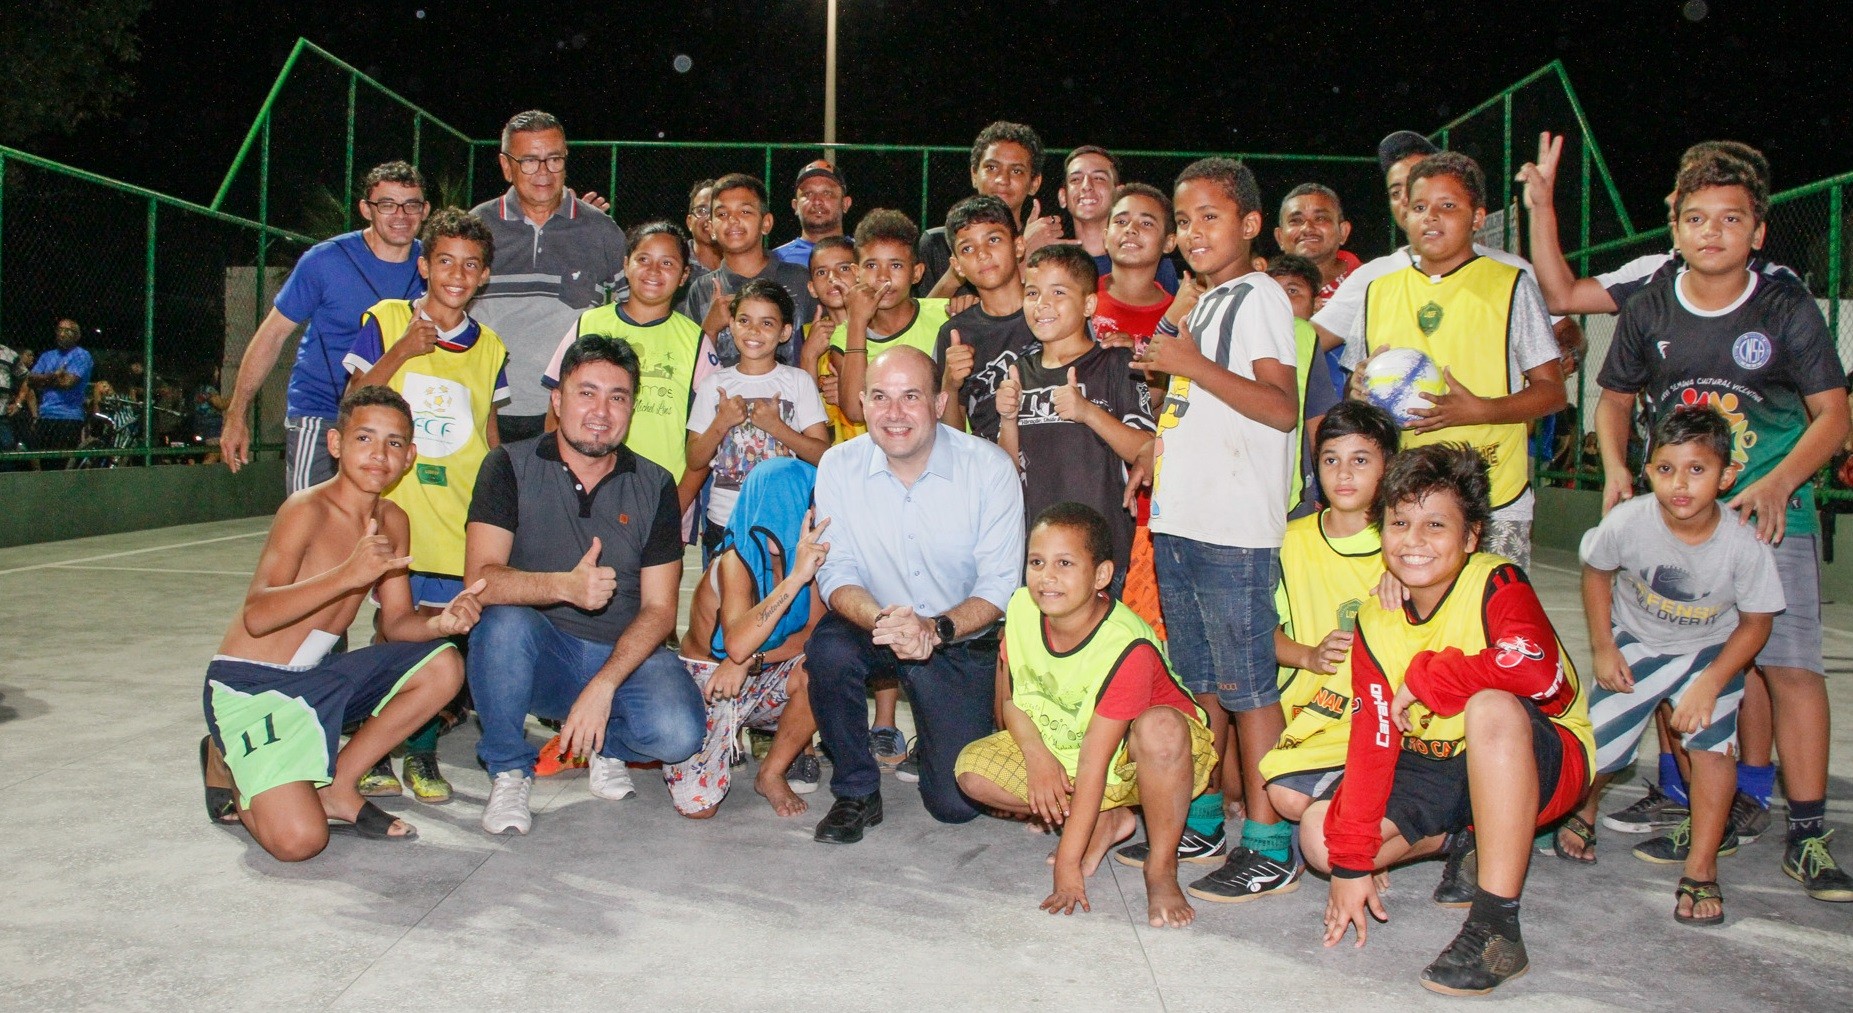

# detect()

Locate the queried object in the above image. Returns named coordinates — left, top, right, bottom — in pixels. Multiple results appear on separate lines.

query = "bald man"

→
left=807, top=348, right=1024, bottom=841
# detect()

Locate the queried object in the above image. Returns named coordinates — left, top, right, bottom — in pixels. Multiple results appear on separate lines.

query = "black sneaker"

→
left=1113, top=826, right=1229, bottom=868
left=1601, top=781, right=1688, bottom=834
left=1421, top=917, right=1529, bottom=996
left=1632, top=816, right=1739, bottom=865
left=1185, top=846, right=1301, bottom=903
left=1784, top=830, right=1853, bottom=902
left=894, top=742, right=920, bottom=783
left=1433, top=829, right=1477, bottom=907
left=1728, top=792, right=1772, bottom=843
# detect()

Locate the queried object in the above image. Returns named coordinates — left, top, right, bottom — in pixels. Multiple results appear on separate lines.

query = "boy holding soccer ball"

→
left=1342, top=152, right=1565, bottom=570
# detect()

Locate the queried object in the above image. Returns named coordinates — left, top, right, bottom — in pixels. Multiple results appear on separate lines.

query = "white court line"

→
left=50, top=564, right=253, bottom=576
left=0, top=529, right=266, bottom=577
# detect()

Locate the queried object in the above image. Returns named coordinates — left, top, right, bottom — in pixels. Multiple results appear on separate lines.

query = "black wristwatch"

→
left=933, top=614, right=956, bottom=644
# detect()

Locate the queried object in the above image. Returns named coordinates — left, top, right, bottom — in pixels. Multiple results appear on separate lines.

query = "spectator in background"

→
left=220, top=161, right=429, bottom=490
left=470, top=110, right=629, bottom=444
left=29, top=318, right=93, bottom=467
left=193, top=377, right=227, bottom=464
left=774, top=161, right=853, bottom=268
left=0, top=338, right=27, bottom=457
left=686, top=179, right=724, bottom=289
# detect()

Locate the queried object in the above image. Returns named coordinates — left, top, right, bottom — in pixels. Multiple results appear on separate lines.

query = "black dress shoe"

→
left=814, top=793, right=883, bottom=844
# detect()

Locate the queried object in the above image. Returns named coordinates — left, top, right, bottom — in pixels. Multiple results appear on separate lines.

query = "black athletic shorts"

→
left=1383, top=699, right=1568, bottom=846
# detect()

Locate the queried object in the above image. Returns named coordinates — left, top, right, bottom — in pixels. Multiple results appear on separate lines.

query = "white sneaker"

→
left=482, top=770, right=533, bottom=835
left=589, top=754, right=637, bottom=801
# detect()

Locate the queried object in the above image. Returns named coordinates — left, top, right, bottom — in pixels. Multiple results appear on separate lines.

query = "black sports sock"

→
left=1468, top=887, right=1521, bottom=937
left=1788, top=798, right=1828, bottom=843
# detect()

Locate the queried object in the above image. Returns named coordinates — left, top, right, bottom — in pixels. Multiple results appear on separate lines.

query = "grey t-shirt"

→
left=677, top=258, right=816, bottom=367
left=1579, top=493, right=1785, bottom=654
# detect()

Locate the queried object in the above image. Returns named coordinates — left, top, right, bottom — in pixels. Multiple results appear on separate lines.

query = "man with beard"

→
left=463, top=335, right=705, bottom=836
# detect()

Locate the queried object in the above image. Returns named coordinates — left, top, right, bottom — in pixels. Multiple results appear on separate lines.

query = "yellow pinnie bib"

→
left=1363, top=257, right=1530, bottom=509
left=361, top=299, right=507, bottom=577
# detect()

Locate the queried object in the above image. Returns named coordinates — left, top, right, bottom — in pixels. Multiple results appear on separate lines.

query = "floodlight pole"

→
left=824, top=0, right=838, bottom=164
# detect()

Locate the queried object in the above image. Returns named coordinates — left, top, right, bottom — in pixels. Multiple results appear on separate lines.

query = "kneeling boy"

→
left=1299, top=445, right=1592, bottom=996
left=956, top=503, right=1216, bottom=928
left=201, top=387, right=480, bottom=861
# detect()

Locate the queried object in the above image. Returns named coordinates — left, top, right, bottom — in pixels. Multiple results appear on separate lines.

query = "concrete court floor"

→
left=1, top=519, right=1851, bottom=1011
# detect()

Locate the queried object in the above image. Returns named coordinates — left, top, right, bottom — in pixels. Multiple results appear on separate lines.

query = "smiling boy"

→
left=831, top=210, right=951, bottom=425
left=680, top=173, right=816, bottom=366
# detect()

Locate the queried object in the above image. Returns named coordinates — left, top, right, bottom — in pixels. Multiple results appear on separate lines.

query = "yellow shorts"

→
left=953, top=709, right=1216, bottom=810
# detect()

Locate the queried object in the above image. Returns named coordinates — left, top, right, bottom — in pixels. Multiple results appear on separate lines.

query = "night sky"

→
left=27, top=2, right=1852, bottom=235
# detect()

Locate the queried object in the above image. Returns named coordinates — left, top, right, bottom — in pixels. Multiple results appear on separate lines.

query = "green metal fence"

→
left=0, top=146, right=314, bottom=467
left=8, top=36, right=1847, bottom=485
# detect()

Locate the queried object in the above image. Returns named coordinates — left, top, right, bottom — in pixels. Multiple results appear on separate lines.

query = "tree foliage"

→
left=0, top=0, right=149, bottom=148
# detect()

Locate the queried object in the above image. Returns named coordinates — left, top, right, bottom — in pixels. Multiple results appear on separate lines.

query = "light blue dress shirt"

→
left=814, top=424, right=1024, bottom=621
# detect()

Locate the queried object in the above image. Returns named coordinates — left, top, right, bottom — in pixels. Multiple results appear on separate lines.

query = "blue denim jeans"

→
left=1152, top=533, right=1280, bottom=712
left=467, top=605, right=706, bottom=777
left=806, top=611, right=996, bottom=823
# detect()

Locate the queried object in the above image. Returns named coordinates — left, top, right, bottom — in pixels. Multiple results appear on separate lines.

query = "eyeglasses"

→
left=503, top=152, right=568, bottom=175
left=688, top=205, right=712, bottom=219
left=363, top=198, right=429, bottom=216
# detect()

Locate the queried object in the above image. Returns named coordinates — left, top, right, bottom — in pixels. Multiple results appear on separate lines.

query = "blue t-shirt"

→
left=274, top=232, right=424, bottom=419
left=772, top=236, right=815, bottom=267
left=31, top=346, right=93, bottom=420
left=1092, top=252, right=1180, bottom=295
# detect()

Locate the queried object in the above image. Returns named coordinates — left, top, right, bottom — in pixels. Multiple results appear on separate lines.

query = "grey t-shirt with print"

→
left=1579, top=493, right=1785, bottom=654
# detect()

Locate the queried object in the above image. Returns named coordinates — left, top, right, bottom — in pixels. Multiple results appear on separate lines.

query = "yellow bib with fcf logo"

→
left=361, top=299, right=507, bottom=577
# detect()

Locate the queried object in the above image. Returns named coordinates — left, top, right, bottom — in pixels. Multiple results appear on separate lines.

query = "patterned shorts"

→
left=1481, top=518, right=1532, bottom=572
left=662, top=655, right=802, bottom=815
left=952, top=709, right=1216, bottom=811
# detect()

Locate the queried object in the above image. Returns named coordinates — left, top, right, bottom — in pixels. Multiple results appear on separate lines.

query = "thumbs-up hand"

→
left=561, top=537, right=617, bottom=611
left=401, top=315, right=441, bottom=357
left=431, top=579, right=488, bottom=636
left=996, top=362, right=1023, bottom=420
left=942, top=328, right=975, bottom=390
left=342, top=517, right=413, bottom=589
left=712, top=387, right=748, bottom=432
left=1051, top=366, right=1090, bottom=421
left=1021, top=197, right=1063, bottom=259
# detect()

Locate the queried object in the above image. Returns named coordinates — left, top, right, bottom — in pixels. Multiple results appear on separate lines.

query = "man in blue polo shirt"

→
left=470, top=110, right=629, bottom=444
left=220, top=161, right=428, bottom=491
left=27, top=318, right=93, bottom=466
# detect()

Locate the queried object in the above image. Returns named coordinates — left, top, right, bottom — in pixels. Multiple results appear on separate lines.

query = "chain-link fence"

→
left=0, top=147, right=313, bottom=467
left=211, top=39, right=475, bottom=240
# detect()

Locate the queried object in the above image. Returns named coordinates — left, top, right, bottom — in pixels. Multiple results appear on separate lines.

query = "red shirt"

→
left=1316, top=249, right=1364, bottom=306
left=1093, top=277, right=1173, bottom=341
left=1000, top=634, right=1194, bottom=723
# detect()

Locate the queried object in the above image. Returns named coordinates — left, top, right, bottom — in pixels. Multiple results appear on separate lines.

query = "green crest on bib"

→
left=1337, top=599, right=1362, bottom=633
left=415, top=463, right=448, bottom=486
left=1417, top=301, right=1444, bottom=336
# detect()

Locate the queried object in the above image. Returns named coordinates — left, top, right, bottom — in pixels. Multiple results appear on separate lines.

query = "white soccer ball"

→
left=1362, top=347, right=1447, bottom=426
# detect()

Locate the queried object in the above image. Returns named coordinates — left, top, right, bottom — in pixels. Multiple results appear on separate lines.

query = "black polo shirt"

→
left=469, top=433, right=681, bottom=643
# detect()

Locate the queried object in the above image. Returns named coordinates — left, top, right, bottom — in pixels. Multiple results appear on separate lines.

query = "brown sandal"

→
left=1553, top=814, right=1597, bottom=864
left=1675, top=876, right=1724, bottom=926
